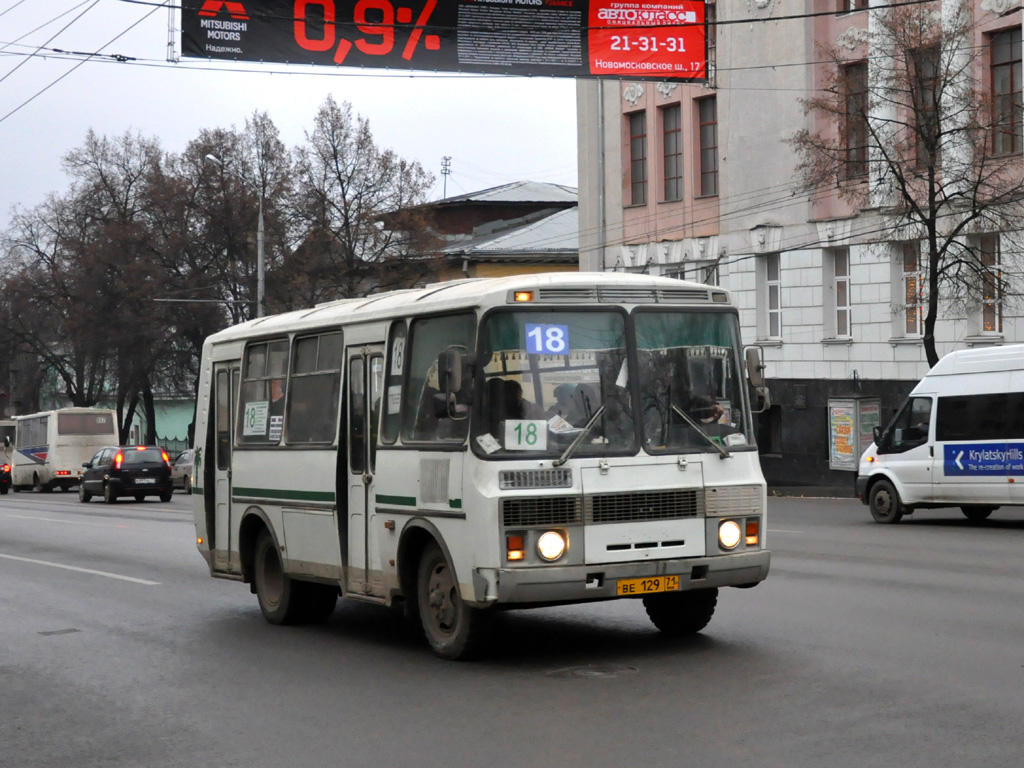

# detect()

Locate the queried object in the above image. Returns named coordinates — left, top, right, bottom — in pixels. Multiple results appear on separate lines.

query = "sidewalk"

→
left=768, top=485, right=856, bottom=499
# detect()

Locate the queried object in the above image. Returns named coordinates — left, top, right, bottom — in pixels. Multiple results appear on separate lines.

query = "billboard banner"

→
left=181, top=0, right=707, bottom=81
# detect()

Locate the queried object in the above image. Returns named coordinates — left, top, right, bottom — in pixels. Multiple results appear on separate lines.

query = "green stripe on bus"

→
left=449, top=499, right=462, bottom=509
left=376, top=494, right=417, bottom=506
left=233, top=487, right=335, bottom=503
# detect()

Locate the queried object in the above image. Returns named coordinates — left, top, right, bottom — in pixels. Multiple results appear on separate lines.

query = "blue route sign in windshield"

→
left=943, top=444, right=1024, bottom=476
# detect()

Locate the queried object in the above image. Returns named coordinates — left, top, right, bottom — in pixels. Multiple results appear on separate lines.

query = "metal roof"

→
left=436, top=181, right=578, bottom=205
left=441, top=208, right=578, bottom=258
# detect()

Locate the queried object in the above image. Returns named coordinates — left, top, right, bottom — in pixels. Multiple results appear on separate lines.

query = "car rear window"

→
left=121, top=449, right=163, bottom=465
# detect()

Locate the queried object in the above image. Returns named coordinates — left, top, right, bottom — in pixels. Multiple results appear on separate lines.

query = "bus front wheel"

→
left=643, top=588, right=718, bottom=636
left=417, top=542, right=490, bottom=660
left=868, top=479, right=903, bottom=523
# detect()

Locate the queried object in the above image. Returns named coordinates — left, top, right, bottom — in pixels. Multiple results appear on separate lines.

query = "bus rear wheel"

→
left=643, top=588, right=718, bottom=636
left=417, top=542, right=489, bottom=660
left=868, top=479, right=903, bottom=524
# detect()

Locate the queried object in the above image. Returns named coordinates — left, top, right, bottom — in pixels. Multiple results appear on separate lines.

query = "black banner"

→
left=181, top=0, right=707, bottom=81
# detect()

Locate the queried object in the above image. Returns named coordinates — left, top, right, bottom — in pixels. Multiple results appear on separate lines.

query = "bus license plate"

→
left=616, top=575, right=680, bottom=596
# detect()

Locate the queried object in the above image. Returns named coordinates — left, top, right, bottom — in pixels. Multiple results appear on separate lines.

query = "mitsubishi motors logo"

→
left=197, top=1, right=249, bottom=20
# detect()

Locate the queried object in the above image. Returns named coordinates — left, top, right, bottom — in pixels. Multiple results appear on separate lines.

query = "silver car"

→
left=171, top=449, right=194, bottom=493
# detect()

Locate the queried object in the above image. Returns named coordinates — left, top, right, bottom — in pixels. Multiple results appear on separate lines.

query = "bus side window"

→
left=886, top=397, right=931, bottom=453
left=401, top=313, right=476, bottom=444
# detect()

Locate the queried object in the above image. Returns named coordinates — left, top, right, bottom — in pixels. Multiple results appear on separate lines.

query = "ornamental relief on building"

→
left=980, top=0, right=1018, bottom=15
left=623, top=83, right=645, bottom=106
left=836, top=27, right=870, bottom=51
left=656, top=82, right=679, bottom=99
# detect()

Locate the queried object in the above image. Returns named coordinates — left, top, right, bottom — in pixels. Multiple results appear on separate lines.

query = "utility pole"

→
left=441, top=156, right=451, bottom=198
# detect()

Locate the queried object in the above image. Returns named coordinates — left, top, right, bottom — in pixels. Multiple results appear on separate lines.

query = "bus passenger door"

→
left=212, top=364, right=239, bottom=573
left=346, top=345, right=385, bottom=597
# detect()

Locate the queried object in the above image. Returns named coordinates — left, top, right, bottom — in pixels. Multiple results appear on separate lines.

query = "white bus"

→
left=11, top=408, right=119, bottom=492
left=192, top=274, right=772, bottom=658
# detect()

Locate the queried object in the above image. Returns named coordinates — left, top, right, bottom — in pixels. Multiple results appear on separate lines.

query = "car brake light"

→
left=2, top=463, right=9, bottom=473
left=161, top=450, right=170, bottom=464
left=114, top=452, right=124, bottom=469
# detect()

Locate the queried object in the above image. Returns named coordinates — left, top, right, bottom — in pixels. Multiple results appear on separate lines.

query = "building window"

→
left=842, top=62, right=868, bottom=179
left=913, top=46, right=940, bottom=165
left=838, top=0, right=868, bottom=10
left=980, top=234, right=1003, bottom=334
left=662, top=104, right=683, bottom=202
left=832, top=248, right=851, bottom=338
left=991, top=28, right=1022, bottom=156
left=665, top=261, right=718, bottom=285
left=902, top=242, right=924, bottom=336
left=698, top=97, right=718, bottom=196
left=628, top=111, right=648, bottom=206
left=765, top=252, right=782, bottom=340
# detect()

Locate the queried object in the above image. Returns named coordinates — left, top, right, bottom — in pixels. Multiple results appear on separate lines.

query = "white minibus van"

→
left=856, top=344, right=1024, bottom=523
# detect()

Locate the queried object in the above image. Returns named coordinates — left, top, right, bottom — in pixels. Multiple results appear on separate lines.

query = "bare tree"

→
left=789, top=0, right=1024, bottom=365
left=288, top=95, right=439, bottom=305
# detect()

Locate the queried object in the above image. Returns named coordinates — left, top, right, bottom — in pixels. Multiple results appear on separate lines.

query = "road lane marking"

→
left=0, top=553, right=160, bottom=585
left=4, top=514, right=130, bottom=528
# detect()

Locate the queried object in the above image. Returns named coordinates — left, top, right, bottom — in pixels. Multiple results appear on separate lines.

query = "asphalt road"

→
left=1, top=490, right=1022, bottom=768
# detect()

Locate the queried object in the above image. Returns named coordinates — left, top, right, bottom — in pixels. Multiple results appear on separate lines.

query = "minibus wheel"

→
left=961, top=505, right=995, bottom=522
left=643, top=588, right=718, bottom=636
left=868, top=479, right=903, bottom=523
left=417, top=542, right=490, bottom=660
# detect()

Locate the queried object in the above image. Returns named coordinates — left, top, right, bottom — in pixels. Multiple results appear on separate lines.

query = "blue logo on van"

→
left=943, top=444, right=1024, bottom=476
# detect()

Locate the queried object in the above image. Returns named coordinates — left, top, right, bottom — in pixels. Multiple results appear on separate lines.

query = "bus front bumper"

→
left=473, top=549, right=770, bottom=606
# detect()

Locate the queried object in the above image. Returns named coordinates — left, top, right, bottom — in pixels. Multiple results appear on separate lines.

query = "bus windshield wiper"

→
left=552, top=405, right=607, bottom=467
left=672, top=405, right=732, bottom=459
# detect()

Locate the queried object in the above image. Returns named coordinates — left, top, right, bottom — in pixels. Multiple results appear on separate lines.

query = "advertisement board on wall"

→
left=181, top=0, right=708, bottom=81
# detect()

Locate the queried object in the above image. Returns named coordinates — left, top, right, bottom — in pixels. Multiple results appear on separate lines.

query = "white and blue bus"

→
left=11, top=408, right=118, bottom=492
left=192, top=273, right=771, bottom=658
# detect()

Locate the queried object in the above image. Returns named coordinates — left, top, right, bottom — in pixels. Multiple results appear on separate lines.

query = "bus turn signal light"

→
left=745, top=519, right=760, bottom=547
left=513, top=291, right=534, bottom=302
left=506, top=535, right=525, bottom=561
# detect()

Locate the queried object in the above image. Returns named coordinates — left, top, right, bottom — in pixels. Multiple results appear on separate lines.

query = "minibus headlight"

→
left=537, top=531, right=567, bottom=561
left=719, top=520, right=742, bottom=550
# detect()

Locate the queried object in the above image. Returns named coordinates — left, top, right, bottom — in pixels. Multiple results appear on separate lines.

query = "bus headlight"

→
left=537, top=531, right=567, bottom=561
left=718, top=520, right=742, bottom=550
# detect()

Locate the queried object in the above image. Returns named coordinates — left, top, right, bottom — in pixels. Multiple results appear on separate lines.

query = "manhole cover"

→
left=546, top=664, right=638, bottom=679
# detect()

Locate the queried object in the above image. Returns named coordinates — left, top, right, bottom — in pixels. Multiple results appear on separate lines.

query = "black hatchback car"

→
left=79, top=445, right=173, bottom=504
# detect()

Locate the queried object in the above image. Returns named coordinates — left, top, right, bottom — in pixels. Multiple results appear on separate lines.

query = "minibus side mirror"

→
left=437, top=346, right=474, bottom=420
left=872, top=425, right=883, bottom=446
left=744, top=346, right=771, bottom=414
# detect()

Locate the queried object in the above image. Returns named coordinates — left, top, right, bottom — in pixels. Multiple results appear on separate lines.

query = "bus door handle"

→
left=362, top=472, right=372, bottom=486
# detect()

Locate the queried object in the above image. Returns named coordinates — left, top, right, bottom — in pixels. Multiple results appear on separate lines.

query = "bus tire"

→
left=868, top=479, right=903, bottom=524
left=961, top=505, right=996, bottom=521
left=299, top=583, right=338, bottom=624
left=417, top=542, right=489, bottom=660
left=254, top=530, right=304, bottom=625
left=643, top=588, right=718, bottom=636
left=34, top=474, right=51, bottom=493
left=78, top=484, right=92, bottom=503
left=103, top=483, right=118, bottom=504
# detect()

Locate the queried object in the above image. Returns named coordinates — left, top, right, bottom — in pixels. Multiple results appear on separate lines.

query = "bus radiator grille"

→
left=585, top=489, right=703, bottom=524
left=501, top=496, right=583, bottom=527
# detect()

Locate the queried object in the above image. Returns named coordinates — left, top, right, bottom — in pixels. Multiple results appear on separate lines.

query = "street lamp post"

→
left=205, top=154, right=265, bottom=318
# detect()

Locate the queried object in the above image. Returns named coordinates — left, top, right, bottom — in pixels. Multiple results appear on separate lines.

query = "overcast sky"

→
left=0, top=0, right=579, bottom=233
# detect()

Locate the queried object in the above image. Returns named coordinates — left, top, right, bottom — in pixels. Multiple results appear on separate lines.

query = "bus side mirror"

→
left=872, top=425, right=883, bottom=446
left=745, top=346, right=771, bottom=414
left=437, top=346, right=474, bottom=419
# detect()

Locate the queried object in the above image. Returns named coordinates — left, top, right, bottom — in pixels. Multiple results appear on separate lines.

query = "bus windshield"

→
left=474, top=308, right=751, bottom=458
left=475, top=309, right=635, bottom=457
left=634, top=310, right=751, bottom=453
